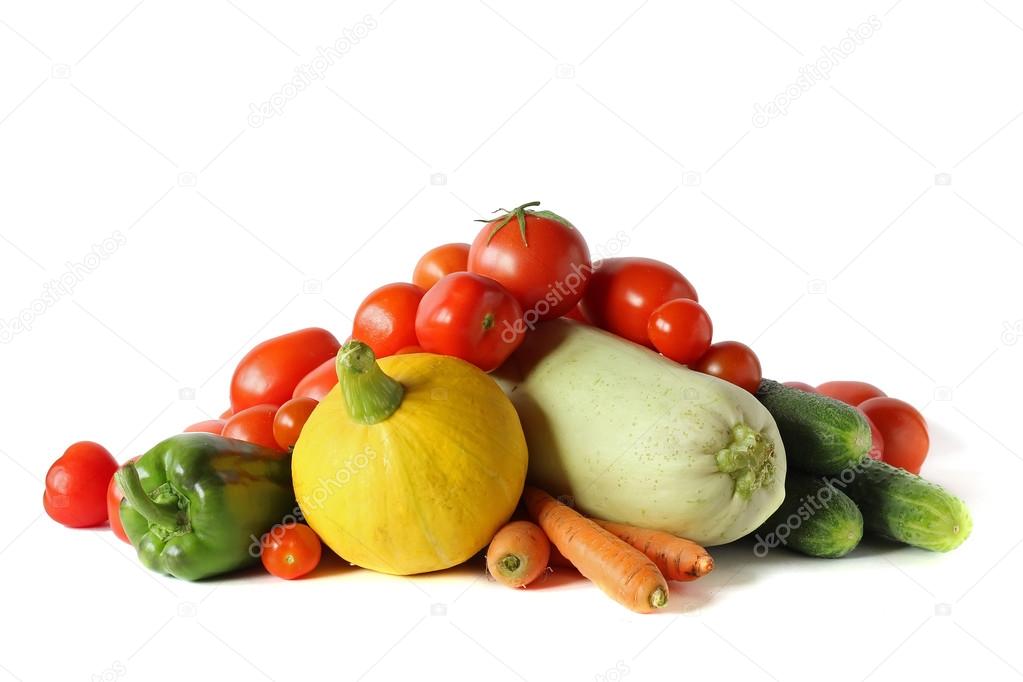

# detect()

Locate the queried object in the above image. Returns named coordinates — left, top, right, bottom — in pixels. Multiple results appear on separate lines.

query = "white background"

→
left=1, top=1, right=1020, bottom=680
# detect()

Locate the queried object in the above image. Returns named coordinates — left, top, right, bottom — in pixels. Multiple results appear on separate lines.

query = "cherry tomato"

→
left=783, top=382, right=818, bottom=393
left=352, top=283, right=425, bottom=359
left=231, top=328, right=340, bottom=413
left=273, top=398, right=318, bottom=450
left=563, top=303, right=590, bottom=324
left=858, top=409, right=885, bottom=461
left=859, top=397, right=929, bottom=474
left=223, top=404, right=284, bottom=451
left=219, top=407, right=233, bottom=419
left=183, top=419, right=226, bottom=435
left=692, top=341, right=762, bottom=394
left=413, top=243, right=470, bottom=290
left=415, top=272, right=525, bottom=372
left=106, top=456, right=138, bottom=543
left=580, top=257, right=698, bottom=347
left=647, top=298, right=713, bottom=365
left=468, top=201, right=590, bottom=321
left=816, top=380, right=886, bottom=406
left=293, top=357, right=337, bottom=401
left=262, top=523, right=322, bottom=579
left=43, top=442, right=118, bottom=528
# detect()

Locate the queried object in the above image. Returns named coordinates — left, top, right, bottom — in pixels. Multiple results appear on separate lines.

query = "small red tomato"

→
left=468, top=201, right=590, bottom=320
left=859, top=397, right=929, bottom=474
left=231, top=328, right=341, bottom=413
left=817, top=381, right=886, bottom=406
left=273, top=398, right=318, bottom=450
left=262, top=523, right=322, bottom=579
left=692, top=341, right=762, bottom=394
left=580, top=257, right=698, bottom=346
left=413, top=243, right=471, bottom=290
left=183, top=419, right=226, bottom=435
left=415, top=272, right=525, bottom=372
left=293, top=357, right=337, bottom=401
left=647, top=298, right=713, bottom=365
left=106, top=456, right=138, bottom=543
left=219, top=407, right=233, bottom=419
left=44, top=442, right=119, bottom=528
left=783, top=382, right=818, bottom=393
left=223, top=404, right=284, bottom=451
left=352, top=283, right=425, bottom=359
left=858, top=408, right=885, bottom=461
left=563, top=304, right=590, bottom=324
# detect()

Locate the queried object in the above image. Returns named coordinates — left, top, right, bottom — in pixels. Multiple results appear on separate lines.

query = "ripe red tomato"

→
left=223, top=404, right=285, bottom=451
left=183, top=419, right=226, bottom=435
left=415, top=272, right=525, bottom=372
left=273, top=398, right=318, bottom=450
left=293, top=357, right=336, bottom=401
left=817, top=381, right=886, bottom=406
left=859, top=397, right=929, bottom=474
left=219, top=407, right=233, bottom=419
left=106, top=456, right=138, bottom=543
left=580, top=257, right=698, bottom=346
left=262, top=523, right=322, bottom=579
left=352, top=283, right=425, bottom=359
left=647, top=298, right=713, bottom=365
left=563, top=304, right=590, bottom=324
left=395, top=345, right=424, bottom=354
left=468, top=201, right=590, bottom=321
left=43, top=442, right=118, bottom=528
left=413, top=243, right=470, bottom=290
left=692, top=341, right=762, bottom=394
left=231, top=328, right=340, bottom=413
left=783, top=382, right=818, bottom=393
left=858, top=408, right=885, bottom=461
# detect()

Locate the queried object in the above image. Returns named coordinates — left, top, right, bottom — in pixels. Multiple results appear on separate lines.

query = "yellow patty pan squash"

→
left=292, top=341, right=528, bottom=575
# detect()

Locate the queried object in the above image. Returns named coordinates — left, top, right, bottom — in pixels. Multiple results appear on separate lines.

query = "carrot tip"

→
left=695, top=555, right=714, bottom=577
left=650, top=587, right=668, bottom=609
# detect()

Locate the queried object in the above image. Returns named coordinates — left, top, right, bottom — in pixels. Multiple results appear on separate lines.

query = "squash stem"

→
left=715, top=423, right=776, bottom=500
left=337, top=340, right=405, bottom=425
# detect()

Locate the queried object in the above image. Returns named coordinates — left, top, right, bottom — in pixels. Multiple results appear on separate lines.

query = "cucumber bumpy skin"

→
left=753, top=471, right=863, bottom=558
left=842, top=458, right=972, bottom=552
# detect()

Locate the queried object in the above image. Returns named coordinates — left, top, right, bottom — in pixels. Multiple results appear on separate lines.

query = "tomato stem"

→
left=476, top=200, right=575, bottom=246
left=337, top=340, right=405, bottom=425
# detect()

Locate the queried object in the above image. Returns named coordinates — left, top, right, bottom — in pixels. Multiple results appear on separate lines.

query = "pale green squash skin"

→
left=493, top=320, right=787, bottom=547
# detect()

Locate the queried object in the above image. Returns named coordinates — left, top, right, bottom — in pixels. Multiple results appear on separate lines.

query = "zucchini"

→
left=841, top=458, right=972, bottom=552
left=753, top=471, right=863, bottom=558
left=756, top=379, right=871, bottom=474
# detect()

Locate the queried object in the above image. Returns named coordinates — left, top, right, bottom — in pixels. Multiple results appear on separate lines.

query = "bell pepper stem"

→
left=115, top=463, right=185, bottom=531
left=337, top=340, right=405, bottom=425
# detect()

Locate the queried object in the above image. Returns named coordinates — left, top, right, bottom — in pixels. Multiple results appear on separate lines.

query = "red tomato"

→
left=273, top=398, right=318, bottom=450
left=580, top=257, right=698, bottom=346
left=413, top=243, right=470, bottom=290
left=183, top=419, right=226, bottom=435
left=692, top=341, right=762, bottom=394
left=106, top=456, right=139, bottom=543
left=223, top=404, right=284, bottom=451
left=783, top=382, right=818, bottom=393
left=468, top=201, right=590, bottom=321
left=858, top=409, right=885, bottom=461
left=395, top=345, right=424, bottom=354
left=647, top=298, right=713, bottom=365
left=415, top=272, right=525, bottom=372
left=859, top=397, right=929, bottom=474
left=231, top=328, right=340, bottom=413
left=563, top=303, right=590, bottom=324
left=293, top=357, right=337, bottom=401
left=219, top=407, right=233, bottom=419
left=43, top=442, right=118, bottom=528
left=352, top=283, right=425, bottom=359
left=262, top=523, right=322, bottom=579
left=817, top=380, right=886, bottom=406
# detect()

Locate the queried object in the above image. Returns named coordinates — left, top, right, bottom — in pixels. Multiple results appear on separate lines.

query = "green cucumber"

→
left=841, top=458, right=972, bottom=552
left=756, top=379, right=871, bottom=474
left=753, top=471, right=863, bottom=558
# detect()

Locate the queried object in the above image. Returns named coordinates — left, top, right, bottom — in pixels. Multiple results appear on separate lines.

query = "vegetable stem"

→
left=337, top=340, right=405, bottom=425
left=115, top=464, right=185, bottom=533
left=716, top=423, right=776, bottom=500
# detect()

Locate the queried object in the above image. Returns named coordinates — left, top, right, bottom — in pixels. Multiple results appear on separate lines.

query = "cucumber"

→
left=753, top=471, right=863, bottom=558
left=756, top=379, right=871, bottom=474
left=841, top=458, right=972, bottom=552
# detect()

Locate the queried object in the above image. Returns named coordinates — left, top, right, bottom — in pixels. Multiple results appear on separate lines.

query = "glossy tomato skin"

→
left=468, top=207, right=590, bottom=321
left=352, top=283, right=425, bottom=359
left=106, top=455, right=139, bottom=543
left=817, top=380, right=886, bottom=406
left=223, top=404, right=284, bottom=452
left=647, top=298, right=713, bottom=365
left=230, top=328, right=340, bottom=413
left=262, top=523, right=322, bottom=579
left=183, top=419, right=226, bottom=435
left=44, top=442, right=119, bottom=528
left=415, top=272, right=525, bottom=372
left=413, top=243, right=470, bottom=290
left=563, top=304, right=590, bottom=324
left=292, top=357, right=336, bottom=401
left=859, top=397, right=929, bottom=474
left=273, top=398, right=318, bottom=450
left=580, top=257, right=698, bottom=347
left=692, top=341, right=762, bottom=394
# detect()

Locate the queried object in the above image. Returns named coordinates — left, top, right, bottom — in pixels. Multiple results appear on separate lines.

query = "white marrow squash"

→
left=494, top=320, right=786, bottom=546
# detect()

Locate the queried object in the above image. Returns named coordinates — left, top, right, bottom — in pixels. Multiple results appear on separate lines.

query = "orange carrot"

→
left=486, top=520, right=551, bottom=588
left=594, top=520, right=714, bottom=582
left=547, top=543, right=576, bottom=570
left=523, top=487, right=669, bottom=613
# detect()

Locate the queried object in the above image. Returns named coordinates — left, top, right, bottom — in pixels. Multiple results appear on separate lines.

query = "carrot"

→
left=523, top=487, right=669, bottom=613
left=594, top=520, right=714, bottom=582
left=486, top=520, right=551, bottom=588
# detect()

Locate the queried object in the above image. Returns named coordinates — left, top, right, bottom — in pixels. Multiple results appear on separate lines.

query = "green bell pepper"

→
left=115, top=433, right=295, bottom=581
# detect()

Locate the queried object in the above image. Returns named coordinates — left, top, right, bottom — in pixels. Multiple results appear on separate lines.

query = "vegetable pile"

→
left=43, top=200, right=972, bottom=612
